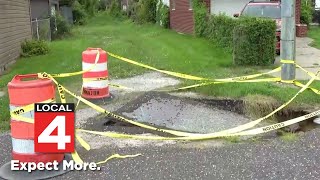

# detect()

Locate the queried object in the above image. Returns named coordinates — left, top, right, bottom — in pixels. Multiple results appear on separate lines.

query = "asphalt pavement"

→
left=1, top=127, right=320, bottom=180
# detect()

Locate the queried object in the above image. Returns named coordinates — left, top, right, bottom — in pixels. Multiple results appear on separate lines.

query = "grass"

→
left=1, top=13, right=320, bottom=131
left=308, top=26, right=320, bottom=49
left=280, top=132, right=299, bottom=142
left=224, top=136, right=241, bottom=143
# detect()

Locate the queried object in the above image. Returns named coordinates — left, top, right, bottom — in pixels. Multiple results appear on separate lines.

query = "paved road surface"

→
left=1, top=127, right=320, bottom=180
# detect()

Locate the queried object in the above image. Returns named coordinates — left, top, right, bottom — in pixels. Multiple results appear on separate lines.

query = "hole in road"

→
left=97, top=92, right=320, bottom=139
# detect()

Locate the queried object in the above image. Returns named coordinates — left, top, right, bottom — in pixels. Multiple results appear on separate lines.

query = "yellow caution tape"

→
left=75, top=134, right=91, bottom=151
left=296, top=64, right=320, bottom=80
left=281, top=80, right=295, bottom=84
left=161, top=78, right=281, bottom=92
left=86, top=77, right=280, bottom=93
left=108, top=52, right=281, bottom=82
left=294, top=81, right=320, bottom=95
left=280, top=60, right=295, bottom=64
left=71, top=150, right=84, bottom=164
left=47, top=50, right=100, bottom=78
left=74, top=133, right=141, bottom=165
left=57, top=84, right=66, bottom=103
left=233, top=109, right=320, bottom=136
left=50, top=79, right=194, bottom=137
left=75, top=84, right=84, bottom=109
left=77, top=107, right=320, bottom=140
left=10, top=98, right=56, bottom=123
left=214, top=67, right=281, bottom=82
left=10, top=98, right=55, bottom=116
left=71, top=150, right=141, bottom=165
left=10, top=114, right=34, bottom=124
left=40, top=71, right=317, bottom=138
left=96, top=154, right=142, bottom=165
left=108, top=52, right=208, bottom=81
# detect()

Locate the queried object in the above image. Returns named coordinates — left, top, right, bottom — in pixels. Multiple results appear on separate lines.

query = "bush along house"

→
left=169, top=0, right=306, bottom=37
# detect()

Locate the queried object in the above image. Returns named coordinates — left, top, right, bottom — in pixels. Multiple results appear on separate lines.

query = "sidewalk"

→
left=267, top=37, right=320, bottom=80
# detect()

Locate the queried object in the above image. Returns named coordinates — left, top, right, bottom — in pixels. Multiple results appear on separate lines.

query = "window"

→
left=242, top=5, right=281, bottom=19
left=189, top=0, right=193, bottom=10
left=171, top=0, right=176, bottom=10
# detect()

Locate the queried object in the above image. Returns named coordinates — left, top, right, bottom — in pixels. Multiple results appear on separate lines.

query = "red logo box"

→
left=34, top=103, right=75, bottom=153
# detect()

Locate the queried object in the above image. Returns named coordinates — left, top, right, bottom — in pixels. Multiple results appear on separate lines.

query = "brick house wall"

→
left=170, top=0, right=210, bottom=34
left=0, top=0, right=32, bottom=74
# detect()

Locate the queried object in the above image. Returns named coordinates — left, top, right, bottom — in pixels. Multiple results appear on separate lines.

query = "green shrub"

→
left=135, top=0, right=157, bottom=24
left=233, top=17, right=276, bottom=65
left=98, top=0, right=108, bottom=11
left=36, top=19, right=51, bottom=41
left=156, top=1, right=169, bottom=28
left=301, top=0, right=314, bottom=25
left=108, top=0, right=122, bottom=17
left=21, top=40, right=49, bottom=57
left=193, top=0, right=208, bottom=37
left=78, top=0, right=99, bottom=16
left=51, top=14, right=72, bottom=40
left=205, top=14, right=238, bottom=49
left=72, top=0, right=88, bottom=25
left=127, top=0, right=139, bottom=19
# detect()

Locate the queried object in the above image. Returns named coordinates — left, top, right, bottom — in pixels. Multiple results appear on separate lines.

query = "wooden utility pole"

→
left=281, top=0, right=296, bottom=81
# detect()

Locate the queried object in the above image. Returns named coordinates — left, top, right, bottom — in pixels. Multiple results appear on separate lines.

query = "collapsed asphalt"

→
left=1, top=73, right=320, bottom=179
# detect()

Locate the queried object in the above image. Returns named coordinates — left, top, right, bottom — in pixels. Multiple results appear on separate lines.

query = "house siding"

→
left=0, top=0, right=32, bottom=73
left=170, top=0, right=210, bottom=34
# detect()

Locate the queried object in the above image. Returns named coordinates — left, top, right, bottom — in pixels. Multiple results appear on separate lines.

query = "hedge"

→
left=108, top=0, right=122, bottom=17
left=205, top=14, right=238, bottom=49
left=301, top=0, right=314, bottom=25
left=193, top=0, right=208, bottom=37
left=135, top=0, right=157, bottom=24
left=193, top=1, right=276, bottom=66
left=233, top=17, right=276, bottom=65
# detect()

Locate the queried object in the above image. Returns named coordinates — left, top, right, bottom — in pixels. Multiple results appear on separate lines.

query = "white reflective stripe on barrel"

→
left=10, top=105, right=34, bottom=119
left=10, top=102, right=56, bottom=120
left=12, top=138, right=34, bottom=154
left=82, top=62, right=107, bottom=72
left=83, top=80, right=109, bottom=88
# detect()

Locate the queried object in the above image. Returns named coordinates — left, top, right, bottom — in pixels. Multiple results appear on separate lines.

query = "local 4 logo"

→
left=34, top=103, right=75, bottom=153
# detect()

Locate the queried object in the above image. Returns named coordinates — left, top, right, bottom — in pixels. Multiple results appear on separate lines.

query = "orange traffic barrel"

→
left=0, top=74, right=70, bottom=179
left=8, top=74, right=64, bottom=163
left=82, top=48, right=110, bottom=100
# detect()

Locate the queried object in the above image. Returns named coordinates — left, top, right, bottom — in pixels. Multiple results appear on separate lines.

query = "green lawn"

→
left=1, top=13, right=320, bottom=131
left=309, top=26, right=320, bottom=49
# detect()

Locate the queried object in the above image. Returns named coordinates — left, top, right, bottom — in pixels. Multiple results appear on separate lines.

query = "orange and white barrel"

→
left=8, top=74, right=64, bottom=164
left=82, top=48, right=110, bottom=99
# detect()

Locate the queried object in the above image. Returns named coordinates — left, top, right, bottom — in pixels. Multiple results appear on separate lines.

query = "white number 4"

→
left=38, top=116, right=71, bottom=150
